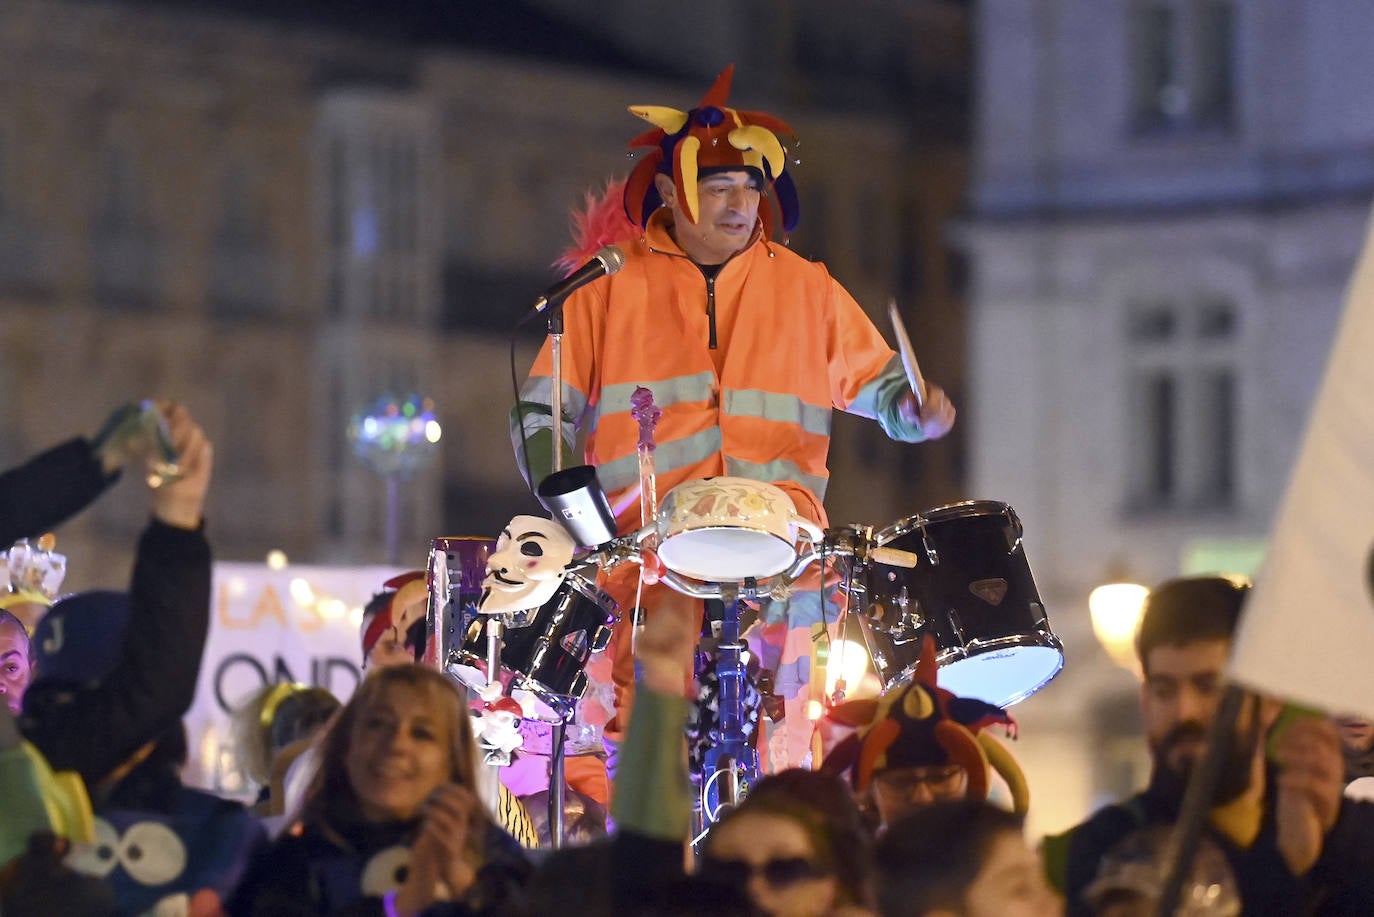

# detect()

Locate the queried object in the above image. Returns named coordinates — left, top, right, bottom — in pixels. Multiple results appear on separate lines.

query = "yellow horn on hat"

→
left=628, top=105, right=689, bottom=134
left=675, top=135, right=702, bottom=224
left=729, top=124, right=786, bottom=178
left=978, top=731, right=1030, bottom=815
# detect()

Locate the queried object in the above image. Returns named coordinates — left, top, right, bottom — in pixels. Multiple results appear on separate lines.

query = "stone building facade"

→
left=0, top=0, right=968, bottom=588
left=967, top=0, right=1374, bottom=831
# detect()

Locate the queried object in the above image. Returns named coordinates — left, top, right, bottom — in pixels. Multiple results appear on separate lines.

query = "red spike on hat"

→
left=699, top=64, right=735, bottom=108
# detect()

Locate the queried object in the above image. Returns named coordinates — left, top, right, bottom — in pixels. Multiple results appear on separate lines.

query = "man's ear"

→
left=653, top=173, right=676, bottom=208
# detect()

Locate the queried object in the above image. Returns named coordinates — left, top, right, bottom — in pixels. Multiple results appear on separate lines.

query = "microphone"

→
left=531, top=245, right=626, bottom=314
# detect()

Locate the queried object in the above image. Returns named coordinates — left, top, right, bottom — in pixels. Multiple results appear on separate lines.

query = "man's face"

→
left=1336, top=716, right=1374, bottom=754
left=365, top=627, right=416, bottom=671
left=961, top=829, right=1064, bottom=917
left=0, top=622, right=33, bottom=715
left=479, top=516, right=575, bottom=614
left=1140, top=638, right=1262, bottom=809
left=657, top=170, right=762, bottom=266
left=870, top=764, right=969, bottom=828
left=1140, top=639, right=1231, bottom=776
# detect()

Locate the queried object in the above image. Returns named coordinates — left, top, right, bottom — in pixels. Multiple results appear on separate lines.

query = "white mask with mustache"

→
left=478, top=516, right=576, bottom=614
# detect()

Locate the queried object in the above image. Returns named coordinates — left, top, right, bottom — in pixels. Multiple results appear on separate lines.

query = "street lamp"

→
left=1089, top=581, right=1150, bottom=674
left=347, top=394, right=443, bottom=565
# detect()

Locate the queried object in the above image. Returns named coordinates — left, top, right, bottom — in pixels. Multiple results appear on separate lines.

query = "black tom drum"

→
left=857, top=500, right=1061, bottom=707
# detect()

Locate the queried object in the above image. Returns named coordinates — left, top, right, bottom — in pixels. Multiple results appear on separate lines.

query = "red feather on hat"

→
left=555, top=177, right=640, bottom=277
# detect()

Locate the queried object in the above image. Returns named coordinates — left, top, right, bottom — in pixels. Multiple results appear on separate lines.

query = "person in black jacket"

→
left=19, top=402, right=213, bottom=790
left=1043, top=576, right=1374, bottom=916
left=6, top=404, right=266, bottom=914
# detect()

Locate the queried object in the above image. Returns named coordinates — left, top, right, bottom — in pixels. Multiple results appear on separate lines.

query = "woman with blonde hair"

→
left=230, top=681, right=340, bottom=816
left=229, top=664, right=529, bottom=916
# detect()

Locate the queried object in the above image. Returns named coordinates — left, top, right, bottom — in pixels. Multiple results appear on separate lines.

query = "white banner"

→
left=1229, top=203, right=1374, bottom=717
left=182, top=562, right=402, bottom=794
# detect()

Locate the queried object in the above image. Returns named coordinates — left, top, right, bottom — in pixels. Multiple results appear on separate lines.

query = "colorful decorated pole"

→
left=630, top=386, right=661, bottom=654
left=630, top=386, right=662, bottom=536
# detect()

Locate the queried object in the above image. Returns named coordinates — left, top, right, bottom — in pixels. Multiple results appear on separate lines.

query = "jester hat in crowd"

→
left=623, top=64, right=800, bottom=236
left=360, top=571, right=428, bottom=663
left=821, top=637, right=1030, bottom=814
left=0, top=534, right=67, bottom=618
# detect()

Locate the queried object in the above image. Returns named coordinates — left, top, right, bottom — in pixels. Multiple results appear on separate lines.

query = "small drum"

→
left=655, top=477, right=823, bottom=583
left=448, top=569, right=617, bottom=722
left=856, top=501, right=1062, bottom=708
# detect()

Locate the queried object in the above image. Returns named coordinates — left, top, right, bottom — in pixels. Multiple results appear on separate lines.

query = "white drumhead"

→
left=657, top=528, right=796, bottom=582
left=937, top=645, right=1063, bottom=708
left=448, top=661, right=490, bottom=694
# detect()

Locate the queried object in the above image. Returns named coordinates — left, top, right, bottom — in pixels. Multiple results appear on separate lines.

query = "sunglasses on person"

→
left=872, top=764, right=966, bottom=797
left=699, top=855, right=831, bottom=888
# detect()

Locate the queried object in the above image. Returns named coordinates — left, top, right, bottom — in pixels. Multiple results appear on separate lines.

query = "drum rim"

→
left=511, top=673, right=581, bottom=721
left=430, top=535, right=499, bottom=549
left=561, top=569, right=619, bottom=615
left=874, top=500, right=1018, bottom=546
left=885, top=629, right=1064, bottom=706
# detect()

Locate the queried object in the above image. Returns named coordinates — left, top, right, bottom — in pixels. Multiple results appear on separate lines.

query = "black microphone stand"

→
left=546, top=303, right=570, bottom=850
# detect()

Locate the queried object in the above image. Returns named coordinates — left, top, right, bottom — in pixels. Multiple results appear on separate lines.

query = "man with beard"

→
left=1043, top=575, right=1374, bottom=915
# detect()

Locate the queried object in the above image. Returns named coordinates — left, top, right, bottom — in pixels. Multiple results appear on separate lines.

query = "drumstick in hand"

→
left=887, top=299, right=928, bottom=410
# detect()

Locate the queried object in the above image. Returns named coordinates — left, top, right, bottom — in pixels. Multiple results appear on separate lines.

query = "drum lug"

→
left=568, top=670, right=589, bottom=698
left=890, top=588, right=925, bottom=634
left=947, top=607, right=969, bottom=649
left=919, top=523, right=939, bottom=565
left=528, top=638, right=552, bottom=676
left=590, top=624, right=613, bottom=653
left=1002, top=505, right=1024, bottom=555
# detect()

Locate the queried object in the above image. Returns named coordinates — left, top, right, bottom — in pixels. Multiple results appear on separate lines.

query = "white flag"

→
left=1229, top=204, right=1374, bottom=717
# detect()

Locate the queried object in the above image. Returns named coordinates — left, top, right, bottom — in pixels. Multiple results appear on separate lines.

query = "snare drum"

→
left=655, top=477, right=823, bottom=582
left=448, top=570, right=618, bottom=722
left=858, top=501, right=1062, bottom=707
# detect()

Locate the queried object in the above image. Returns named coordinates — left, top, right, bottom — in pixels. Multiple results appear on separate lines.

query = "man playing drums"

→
left=511, top=65, right=956, bottom=770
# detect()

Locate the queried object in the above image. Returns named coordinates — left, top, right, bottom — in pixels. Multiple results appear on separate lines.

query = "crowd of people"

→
left=4, top=66, right=1374, bottom=916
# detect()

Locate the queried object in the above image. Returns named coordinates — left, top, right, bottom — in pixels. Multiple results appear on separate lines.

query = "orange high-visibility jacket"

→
left=513, top=210, right=923, bottom=534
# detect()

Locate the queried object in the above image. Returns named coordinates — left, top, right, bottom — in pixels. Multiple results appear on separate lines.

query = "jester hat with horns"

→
left=360, top=570, right=428, bottom=663
left=821, top=636, right=1030, bottom=815
left=623, top=64, right=800, bottom=236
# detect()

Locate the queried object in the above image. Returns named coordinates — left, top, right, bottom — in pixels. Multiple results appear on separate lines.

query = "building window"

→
left=1130, top=0, right=1234, bottom=132
left=0, top=131, right=46, bottom=297
left=91, top=144, right=161, bottom=308
left=317, top=92, right=437, bottom=323
left=1125, top=295, right=1239, bottom=513
left=209, top=165, right=278, bottom=319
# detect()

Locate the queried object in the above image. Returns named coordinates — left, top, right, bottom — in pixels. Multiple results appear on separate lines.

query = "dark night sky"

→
left=98, top=0, right=692, bottom=78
